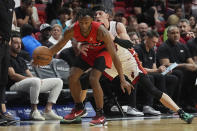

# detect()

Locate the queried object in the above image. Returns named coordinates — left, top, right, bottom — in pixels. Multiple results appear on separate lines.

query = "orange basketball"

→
left=32, top=46, right=53, bottom=66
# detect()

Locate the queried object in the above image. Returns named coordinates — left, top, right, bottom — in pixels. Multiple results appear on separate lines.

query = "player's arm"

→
left=97, top=25, right=132, bottom=94
left=113, top=22, right=134, bottom=49
left=50, top=26, right=74, bottom=55
left=116, top=22, right=130, bottom=40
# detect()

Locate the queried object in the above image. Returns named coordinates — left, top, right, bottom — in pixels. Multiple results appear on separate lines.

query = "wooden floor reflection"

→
left=0, top=117, right=197, bottom=131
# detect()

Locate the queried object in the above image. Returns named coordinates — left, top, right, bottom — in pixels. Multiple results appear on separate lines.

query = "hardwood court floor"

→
left=0, top=117, right=197, bottom=131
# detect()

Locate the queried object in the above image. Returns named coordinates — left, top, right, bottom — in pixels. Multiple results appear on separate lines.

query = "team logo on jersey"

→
left=89, top=37, right=93, bottom=42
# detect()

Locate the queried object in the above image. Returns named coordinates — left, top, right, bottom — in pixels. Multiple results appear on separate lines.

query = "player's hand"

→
left=79, top=44, right=89, bottom=56
left=120, top=79, right=133, bottom=95
left=31, top=60, right=40, bottom=67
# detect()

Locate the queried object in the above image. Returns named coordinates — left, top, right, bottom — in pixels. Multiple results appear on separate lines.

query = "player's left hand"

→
left=79, top=44, right=89, bottom=56
left=120, top=80, right=134, bottom=95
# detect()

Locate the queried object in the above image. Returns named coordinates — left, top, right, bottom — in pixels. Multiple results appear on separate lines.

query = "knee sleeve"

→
left=138, top=73, right=163, bottom=100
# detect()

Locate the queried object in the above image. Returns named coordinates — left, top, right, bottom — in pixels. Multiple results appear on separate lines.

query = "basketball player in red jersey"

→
left=78, top=6, right=194, bottom=124
left=49, top=8, right=132, bottom=125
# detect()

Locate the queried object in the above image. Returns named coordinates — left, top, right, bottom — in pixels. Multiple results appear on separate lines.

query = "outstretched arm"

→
left=50, top=26, right=74, bottom=55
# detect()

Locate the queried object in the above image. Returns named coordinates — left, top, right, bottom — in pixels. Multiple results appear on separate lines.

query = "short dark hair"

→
left=92, top=5, right=111, bottom=14
left=76, top=8, right=94, bottom=20
left=11, top=30, right=21, bottom=37
left=146, top=30, right=159, bottom=38
left=20, top=24, right=33, bottom=37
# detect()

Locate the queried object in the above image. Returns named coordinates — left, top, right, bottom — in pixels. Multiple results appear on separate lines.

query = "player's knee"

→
left=68, top=73, right=78, bottom=83
left=89, top=75, right=99, bottom=85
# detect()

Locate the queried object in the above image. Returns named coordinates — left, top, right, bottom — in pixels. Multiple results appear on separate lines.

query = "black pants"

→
left=0, top=43, right=10, bottom=104
left=59, top=47, right=76, bottom=67
left=137, top=73, right=164, bottom=106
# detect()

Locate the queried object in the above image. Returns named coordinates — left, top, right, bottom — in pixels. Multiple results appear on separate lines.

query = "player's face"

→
left=94, top=10, right=108, bottom=23
left=78, top=16, right=93, bottom=33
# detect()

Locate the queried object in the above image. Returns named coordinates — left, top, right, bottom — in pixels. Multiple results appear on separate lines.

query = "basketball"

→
left=32, top=46, right=53, bottom=66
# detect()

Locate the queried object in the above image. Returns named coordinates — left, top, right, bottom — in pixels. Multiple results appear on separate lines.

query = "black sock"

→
left=75, top=103, right=84, bottom=110
left=177, top=108, right=184, bottom=116
left=96, top=108, right=104, bottom=116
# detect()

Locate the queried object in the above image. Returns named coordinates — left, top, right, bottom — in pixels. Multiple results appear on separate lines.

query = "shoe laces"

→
left=92, top=115, right=104, bottom=120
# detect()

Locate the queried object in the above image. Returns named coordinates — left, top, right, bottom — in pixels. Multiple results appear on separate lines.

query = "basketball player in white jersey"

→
left=75, top=7, right=194, bottom=124
left=91, top=6, right=193, bottom=124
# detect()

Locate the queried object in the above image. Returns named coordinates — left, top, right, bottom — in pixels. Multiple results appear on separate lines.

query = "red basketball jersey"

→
left=73, top=21, right=112, bottom=68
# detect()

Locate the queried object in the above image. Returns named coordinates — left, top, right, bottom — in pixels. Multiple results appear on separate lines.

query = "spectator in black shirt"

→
left=15, top=0, right=39, bottom=31
left=135, top=30, right=178, bottom=114
left=0, top=0, right=17, bottom=126
left=8, top=31, right=63, bottom=121
left=157, top=25, right=197, bottom=111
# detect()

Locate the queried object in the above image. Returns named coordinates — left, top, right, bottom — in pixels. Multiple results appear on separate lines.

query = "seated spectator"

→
left=51, top=7, right=71, bottom=34
left=45, top=0, right=64, bottom=24
left=163, top=14, right=180, bottom=42
left=128, top=32, right=141, bottom=46
left=134, top=30, right=179, bottom=114
left=188, top=15, right=196, bottom=31
left=157, top=25, right=197, bottom=111
left=138, top=22, right=149, bottom=42
left=49, top=24, right=62, bottom=45
left=39, top=23, right=53, bottom=48
left=127, top=15, right=138, bottom=32
left=187, top=26, right=197, bottom=63
left=20, top=24, right=41, bottom=58
left=8, top=31, right=63, bottom=121
left=15, top=0, right=40, bottom=31
left=174, top=6, right=183, bottom=19
left=49, top=24, right=68, bottom=55
left=178, top=19, right=195, bottom=43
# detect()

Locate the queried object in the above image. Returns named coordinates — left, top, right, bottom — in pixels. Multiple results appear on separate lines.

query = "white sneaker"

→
left=126, top=106, right=144, bottom=116
left=143, top=106, right=161, bottom=115
left=30, top=110, right=45, bottom=121
left=43, top=110, right=63, bottom=120
left=110, top=105, right=128, bottom=112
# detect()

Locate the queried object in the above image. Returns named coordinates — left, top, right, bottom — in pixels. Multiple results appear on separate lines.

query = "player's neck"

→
left=80, top=25, right=92, bottom=38
left=104, top=20, right=110, bottom=30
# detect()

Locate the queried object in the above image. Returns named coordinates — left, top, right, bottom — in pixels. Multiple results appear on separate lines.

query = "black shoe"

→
left=0, top=112, right=17, bottom=126
left=0, top=118, right=7, bottom=126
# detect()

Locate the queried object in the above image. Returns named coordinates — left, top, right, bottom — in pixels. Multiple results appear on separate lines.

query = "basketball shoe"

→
left=63, top=108, right=87, bottom=123
left=89, top=109, right=107, bottom=126
left=178, top=109, right=194, bottom=124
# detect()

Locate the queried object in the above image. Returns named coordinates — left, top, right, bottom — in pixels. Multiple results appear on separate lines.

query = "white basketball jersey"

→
left=105, top=21, right=146, bottom=84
